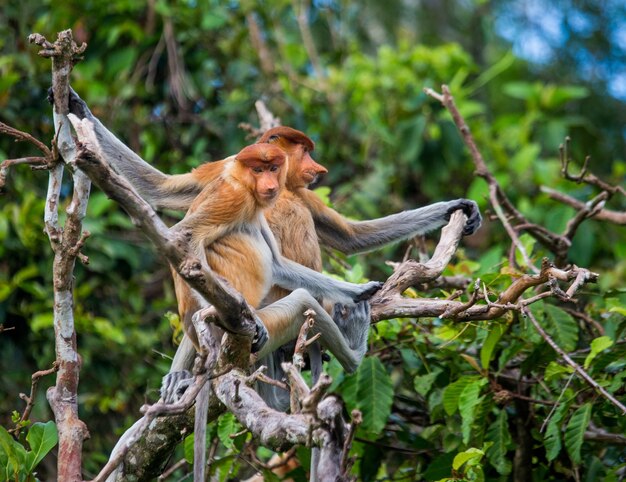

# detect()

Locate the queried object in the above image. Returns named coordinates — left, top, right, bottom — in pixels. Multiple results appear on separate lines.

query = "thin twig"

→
left=541, top=187, right=626, bottom=225
left=524, top=308, right=626, bottom=415
left=11, top=363, right=60, bottom=435
left=340, top=410, right=362, bottom=474
left=157, top=458, right=187, bottom=480
left=540, top=373, right=576, bottom=433
left=560, top=136, right=626, bottom=197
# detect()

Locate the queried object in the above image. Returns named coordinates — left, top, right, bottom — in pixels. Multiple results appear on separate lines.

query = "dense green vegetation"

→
left=1, top=1, right=625, bottom=480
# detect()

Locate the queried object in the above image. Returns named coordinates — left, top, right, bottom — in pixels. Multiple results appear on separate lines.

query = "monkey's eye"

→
left=269, top=165, right=279, bottom=172
left=252, top=166, right=264, bottom=174
left=268, top=135, right=280, bottom=143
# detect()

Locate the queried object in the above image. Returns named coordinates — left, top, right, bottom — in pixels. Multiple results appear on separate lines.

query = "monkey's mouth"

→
left=302, top=170, right=324, bottom=186
left=259, top=192, right=279, bottom=204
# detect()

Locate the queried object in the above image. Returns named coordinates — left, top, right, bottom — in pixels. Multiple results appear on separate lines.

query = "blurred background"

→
left=1, top=1, right=625, bottom=480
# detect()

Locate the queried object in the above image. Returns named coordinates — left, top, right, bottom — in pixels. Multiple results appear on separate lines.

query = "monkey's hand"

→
left=160, top=369, right=193, bottom=404
left=251, top=315, right=269, bottom=353
left=446, top=199, right=482, bottom=235
left=47, top=86, right=92, bottom=119
left=353, top=281, right=384, bottom=302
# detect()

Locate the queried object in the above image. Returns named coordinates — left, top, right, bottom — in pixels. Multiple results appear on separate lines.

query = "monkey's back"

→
left=266, top=190, right=322, bottom=271
left=263, top=191, right=322, bottom=305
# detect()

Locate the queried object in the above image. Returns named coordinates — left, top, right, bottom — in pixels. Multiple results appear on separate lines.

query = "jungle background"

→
left=1, top=0, right=625, bottom=480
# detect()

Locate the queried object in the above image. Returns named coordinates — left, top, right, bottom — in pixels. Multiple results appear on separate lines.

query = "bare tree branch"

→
left=524, top=308, right=626, bottom=415
left=27, top=29, right=91, bottom=481
left=559, top=136, right=626, bottom=197
left=541, top=187, right=626, bottom=225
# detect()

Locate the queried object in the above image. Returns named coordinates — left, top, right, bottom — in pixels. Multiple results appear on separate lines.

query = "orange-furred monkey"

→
left=167, top=142, right=382, bottom=363
left=64, top=90, right=481, bottom=409
left=65, top=90, right=479, bottom=480
left=137, top=143, right=382, bottom=482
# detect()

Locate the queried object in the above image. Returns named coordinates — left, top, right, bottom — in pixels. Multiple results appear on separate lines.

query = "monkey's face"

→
left=236, top=144, right=287, bottom=207
left=286, top=145, right=328, bottom=190
left=299, top=150, right=328, bottom=187
left=251, top=164, right=284, bottom=207
left=258, top=127, right=325, bottom=190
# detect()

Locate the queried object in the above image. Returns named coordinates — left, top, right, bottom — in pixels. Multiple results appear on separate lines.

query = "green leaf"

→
left=30, top=313, right=54, bottom=332
left=459, top=379, right=487, bottom=444
left=544, top=304, right=579, bottom=353
left=217, top=413, right=242, bottom=451
left=183, top=433, right=194, bottom=464
left=339, top=371, right=359, bottom=411
left=544, top=419, right=562, bottom=462
left=584, top=336, right=614, bottom=369
left=544, top=85, right=589, bottom=108
left=565, top=403, right=592, bottom=465
left=25, top=421, right=58, bottom=471
left=259, top=468, right=282, bottom=482
left=356, top=357, right=394, bottom=434
left=0, top=425, right=20, bottom=476
left=480, top=322, right=507, bottom=370
left=514, top=233, right=537, bottom=268
left=12, top=265, right=39, bottom=286
left=544, top=402, right=570, bottom=462
left=414, top=368, right=442, bottom=397
left=423, top=451, right=455, bottom=481
left=544, top=361, right=573, bottom=382
left=503, top=81, right=538, bottom=101
left=452, top=447, right=484, bottom=471
left=608, top=305, right=626, bottom=316
left=442, top=376, right=479, bottom=416
left=485, top=410, right=512, bottom=474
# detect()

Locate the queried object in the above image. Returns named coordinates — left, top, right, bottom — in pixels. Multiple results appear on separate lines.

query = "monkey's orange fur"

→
left=172, top=143, right=287, bottom=348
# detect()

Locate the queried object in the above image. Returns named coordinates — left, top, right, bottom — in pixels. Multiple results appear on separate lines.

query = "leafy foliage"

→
left=0, top=421, right=58, bottom=481
left=1, top=0, right=625, bottom=480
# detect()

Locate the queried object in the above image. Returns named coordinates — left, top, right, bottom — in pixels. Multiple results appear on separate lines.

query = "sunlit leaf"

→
left=543, top=304, right=579, bottom=353
left=25, top=421, right=58, bottom=471
left=414, top=368, right=442, bottom=397
left=452, top=447, right=484, bottom=471
left=459, top=379, right=487, bottom=444
left=584, top=336, right=614, bottom=369
left=217, top=413, right=242, bottom=451
left=443, top=376, right=479, bottom=416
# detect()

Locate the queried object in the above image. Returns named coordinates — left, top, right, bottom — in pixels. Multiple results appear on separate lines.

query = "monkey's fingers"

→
left=353, top=281, right=384, bottom=302
left=251, top=318, right=269, bottom=353
left=447, top=199, right=482, bottom=236
left=463, top=211, right=482, bottom=235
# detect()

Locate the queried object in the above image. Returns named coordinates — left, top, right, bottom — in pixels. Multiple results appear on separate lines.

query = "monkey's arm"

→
left=65, top=88, right=203, bottom=210
left=260, top=219, right=382, bottom=303
left=299, top=189, right=481, bottom=254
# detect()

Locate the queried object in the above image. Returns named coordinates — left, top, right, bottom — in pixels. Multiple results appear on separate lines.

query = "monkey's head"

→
left=258, top=126, right=328, bottom=190
left=236, top=144, right=287, bottom=207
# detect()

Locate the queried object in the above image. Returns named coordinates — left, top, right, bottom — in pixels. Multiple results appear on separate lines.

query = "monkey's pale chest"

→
left=205, top=229, right=273, bottom=308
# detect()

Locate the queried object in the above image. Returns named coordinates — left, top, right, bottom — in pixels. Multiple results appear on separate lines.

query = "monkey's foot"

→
left=160, top=370, right=193, bottom=403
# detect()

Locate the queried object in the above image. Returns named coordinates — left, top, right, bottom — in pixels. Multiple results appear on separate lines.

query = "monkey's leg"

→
left=257, top=288, right=370, bottom=374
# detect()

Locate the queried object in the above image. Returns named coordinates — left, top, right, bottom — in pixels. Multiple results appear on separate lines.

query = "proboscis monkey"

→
left=168, top=142, right=382, bottom=364
left=157, top=143, right=383, bottom=481
left=63, top=90, right=481, bottom=407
